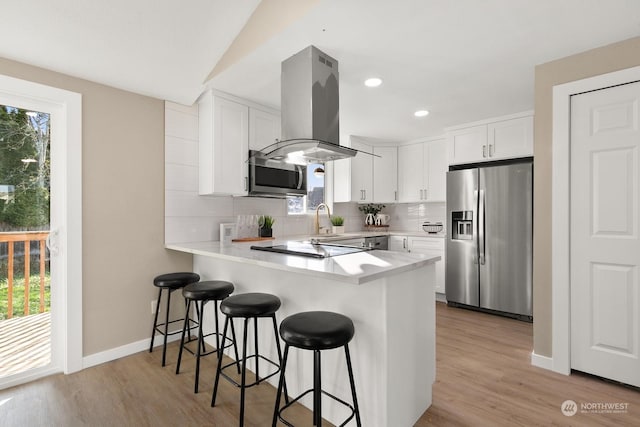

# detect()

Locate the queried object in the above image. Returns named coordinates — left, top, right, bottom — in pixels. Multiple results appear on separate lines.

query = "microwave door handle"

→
left=296, top=165, right=304, bottom=190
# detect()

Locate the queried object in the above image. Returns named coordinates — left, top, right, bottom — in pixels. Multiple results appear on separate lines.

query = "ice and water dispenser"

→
left=451, top=211, right=473, bottom=240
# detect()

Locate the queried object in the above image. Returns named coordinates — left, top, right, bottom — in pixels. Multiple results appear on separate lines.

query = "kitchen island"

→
left=167, top=239, right=439, bottom=427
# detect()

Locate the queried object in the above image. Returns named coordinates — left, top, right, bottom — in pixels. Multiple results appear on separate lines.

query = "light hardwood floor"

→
left=1, top=303, right=638, bottom=426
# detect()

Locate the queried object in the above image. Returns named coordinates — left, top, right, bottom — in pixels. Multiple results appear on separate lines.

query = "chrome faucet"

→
left=314, top=203, right=332, bottom=235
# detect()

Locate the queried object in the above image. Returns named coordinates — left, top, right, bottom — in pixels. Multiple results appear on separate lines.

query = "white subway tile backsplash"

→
left=165, top=101, right=197, bottom=116
left=165, top=107, right=198, bottom=141
left=165, top=164, right=198, bottom=192
left=165, top=191, right=233, bottom=218
left=233, top=197, right=287, bottom=217
left=166, top=136, right=198, bottom=166
left=165, top=216, right=218, bottom=244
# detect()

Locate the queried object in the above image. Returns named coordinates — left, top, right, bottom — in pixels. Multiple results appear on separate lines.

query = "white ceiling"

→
left=2, top=0, right=640, bottom=142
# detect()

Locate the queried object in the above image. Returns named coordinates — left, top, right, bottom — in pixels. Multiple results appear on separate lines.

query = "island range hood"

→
left=255, top=45, right=358, bottom=164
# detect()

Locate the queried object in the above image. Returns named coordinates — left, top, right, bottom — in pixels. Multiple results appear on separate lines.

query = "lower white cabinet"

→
left=388, top=235, right=410, bottom=252
left=390, top=235, right=445, bottom=294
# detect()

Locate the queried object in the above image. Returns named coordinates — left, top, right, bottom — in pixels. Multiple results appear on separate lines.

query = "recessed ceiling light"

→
left=364, top=78, right=382, bottom=87
left=414, top=110, right=430, bottom=117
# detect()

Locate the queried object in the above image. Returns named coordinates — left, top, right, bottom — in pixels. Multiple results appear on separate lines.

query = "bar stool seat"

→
left=279, top=311, right=354, bottom=350
left=212, top=292, right=288, bottom=427
left=150, top=272, right=200, bottom=367
left=273, top=311, right=362, bottom=427
left=176, top=280, right=239, bottom=393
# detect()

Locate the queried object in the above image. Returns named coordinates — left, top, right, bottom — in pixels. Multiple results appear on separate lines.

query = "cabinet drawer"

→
left=408, top=237, right=443, bottom=252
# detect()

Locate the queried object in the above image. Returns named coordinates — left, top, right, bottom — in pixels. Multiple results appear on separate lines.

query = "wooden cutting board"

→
left=231, top=237, right=275, bottom=242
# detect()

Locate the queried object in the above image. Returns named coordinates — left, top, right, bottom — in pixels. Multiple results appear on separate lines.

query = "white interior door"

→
left=570, top=81, right=640, bottom=387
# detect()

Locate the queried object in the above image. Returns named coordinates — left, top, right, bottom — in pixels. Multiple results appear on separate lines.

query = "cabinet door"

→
left=249, top=108, right=280, bottom=151
left=398, top=143, right=425, bottom=202
left=487, top=116, right=533, bottom=160
left=448, top=125, right=487, bottom=165
left=426, top=139, right=447, bottom=201
left=408, top=237, right=445, bottom=294
left=350, top=139, right=373, bottom=202
left=373, top=146, right=398, bottom=203
left=199, top=95, right=249, bottom=196
left=388, top=235, right=409, bottom=252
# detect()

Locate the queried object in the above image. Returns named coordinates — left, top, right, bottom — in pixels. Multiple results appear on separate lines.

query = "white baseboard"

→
left=531, top=351, right=553, bottom=371
left=83, top=334, right=181, bottom=369
left=435, top=292, right=447, bottom=303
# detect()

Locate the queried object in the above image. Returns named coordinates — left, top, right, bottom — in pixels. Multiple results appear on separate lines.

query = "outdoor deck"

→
left=0, top=312, right=50, bottom=378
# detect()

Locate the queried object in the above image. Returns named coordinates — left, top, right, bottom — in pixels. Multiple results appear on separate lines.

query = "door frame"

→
left=0, top=74, right=82, bottom=385
left=551, top=65, right=640, bottom=375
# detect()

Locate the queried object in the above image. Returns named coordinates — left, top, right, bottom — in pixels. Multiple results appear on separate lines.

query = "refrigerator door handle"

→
left=478, top=189, right=486, bottom=265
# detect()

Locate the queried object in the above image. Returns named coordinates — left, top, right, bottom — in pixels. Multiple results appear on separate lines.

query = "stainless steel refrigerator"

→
left=445, top=161, right=532, bottom=320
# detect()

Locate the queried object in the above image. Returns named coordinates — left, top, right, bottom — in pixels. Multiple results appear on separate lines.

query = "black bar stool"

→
left=272, top=311, right=362, bottom=427
left=211, top=292, right=289, bottom=427
left=176, top=280, right=240, bottom=393
left=149, top=272, right=200, bottom=367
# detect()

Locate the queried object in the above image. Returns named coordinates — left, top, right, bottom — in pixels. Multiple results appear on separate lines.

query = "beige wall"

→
left=533, top=36, right=640, bottom=357
left=0, top=57, right=193, bottom=356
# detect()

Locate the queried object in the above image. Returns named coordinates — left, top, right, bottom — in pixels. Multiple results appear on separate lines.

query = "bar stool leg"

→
left=214, top=300, right=220, bottom=352
left=229, top=319, right=241, bottom=374
left=239, top=318, right=249, bottom=427
left=313, top=350, right=322, bottom=426
left=194, top=300, right=206, bottom=393
left=161, top=289, right=173, bottom=367
left=344, top=343, right=362, bottom=427
left=175, top=299, right=192, bottom=374
left=271, top=315, right=289, bottom=404
left=149, top=288, right=163, bottom=352
left=254, top=317, right=259, bottom=381
left=211, top=316, right=230, bottom=407
left=272, top=344, right=290, bottom=427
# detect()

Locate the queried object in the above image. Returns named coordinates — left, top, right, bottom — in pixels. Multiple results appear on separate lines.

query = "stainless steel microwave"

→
left=248, top=153, right=307, bottom=197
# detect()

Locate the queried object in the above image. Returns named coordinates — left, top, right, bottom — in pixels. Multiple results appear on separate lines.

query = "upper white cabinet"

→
left=334, top=138, right=397, bottom=203
left=487, top=116, right=533, bottom=161
left=249, top=107, right=280, bottom=151
left=199, top=92, right=249, bottom=196
left=373, top=146, right=398, bottom=203
left=447, top=112, right=533, bottom=165
left=398, top=138, right=446, bottom=202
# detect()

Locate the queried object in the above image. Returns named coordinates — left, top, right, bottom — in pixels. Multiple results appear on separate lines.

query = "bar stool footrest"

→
left=276, top=388, right=357, bottom=427
left=220, top=354, right=281, bottom=388
left=153, top=318, right=198, bottom=337
left=182, top=333, right=235, bottom=357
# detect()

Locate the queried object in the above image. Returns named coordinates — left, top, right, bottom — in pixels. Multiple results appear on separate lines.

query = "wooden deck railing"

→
left=0, top=231, right=50, bottom=318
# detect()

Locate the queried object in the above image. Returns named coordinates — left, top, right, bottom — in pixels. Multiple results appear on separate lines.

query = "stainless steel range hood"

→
left=255, top=46, right=358, bottom=164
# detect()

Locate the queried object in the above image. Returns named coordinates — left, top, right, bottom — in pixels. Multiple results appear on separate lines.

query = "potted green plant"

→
left=258, top=215, right=275, bottom=238
left=358, top=204, right=386, bottom=225
left=330, top=215, right=345, bottom=234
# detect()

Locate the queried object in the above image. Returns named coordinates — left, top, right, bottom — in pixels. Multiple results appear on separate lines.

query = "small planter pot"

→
left=259, top=227, right=273, bottom=238
left=332, top=225, right=345, bottom=234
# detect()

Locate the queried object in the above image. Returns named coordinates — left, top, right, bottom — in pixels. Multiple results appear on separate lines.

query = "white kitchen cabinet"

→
left=373, top=146, right=398, bottom=203
left=407, top=236, right=445, bottom=294
left=398, top=138, right=446, bottom=202
left=388, top=235, right=410, bottom=252
left=487, top=116, right=533, bottom=161
left=448, top=125, right=487, bottom=165
left=334, top=141, right=397, bottom=203
left=426, top=139, right=447, bottom=201
left=447, top=112, right=533, bottom=165
left=199, top=92, right=249, bottom=196
left=249, top=107, right=280, bottom=151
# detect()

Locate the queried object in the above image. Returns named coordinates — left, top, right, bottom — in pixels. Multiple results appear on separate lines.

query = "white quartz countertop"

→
left=166, top=238, right=440, bottom=285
